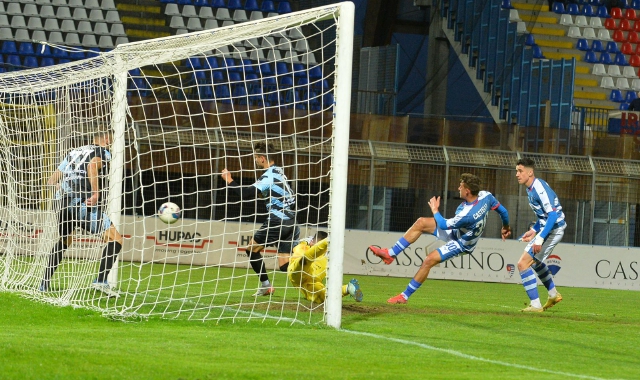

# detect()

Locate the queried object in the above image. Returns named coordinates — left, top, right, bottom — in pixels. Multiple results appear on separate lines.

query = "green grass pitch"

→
left=1, top=274, right=639, bottom=379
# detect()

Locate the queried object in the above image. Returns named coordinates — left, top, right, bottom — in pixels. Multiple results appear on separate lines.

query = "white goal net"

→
left=0, top=2, right=354, bottom=327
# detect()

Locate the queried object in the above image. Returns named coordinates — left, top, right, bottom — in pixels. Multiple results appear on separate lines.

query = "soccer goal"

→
left=0, top=2, right=354, bottom=328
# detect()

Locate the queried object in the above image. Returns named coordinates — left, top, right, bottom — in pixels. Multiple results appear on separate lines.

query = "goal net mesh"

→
left=0, top=3, right=351, bottom=324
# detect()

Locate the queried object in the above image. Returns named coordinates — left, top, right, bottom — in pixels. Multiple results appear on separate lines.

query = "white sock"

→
left=548, top=288, right=558, bottom=298
left=531, top=298, right=542, bottom=308
left=261, top=280, right=271, bottom=287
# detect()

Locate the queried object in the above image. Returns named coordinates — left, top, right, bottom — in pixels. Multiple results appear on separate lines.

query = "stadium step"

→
left=117, top=0, right=172, bottom=43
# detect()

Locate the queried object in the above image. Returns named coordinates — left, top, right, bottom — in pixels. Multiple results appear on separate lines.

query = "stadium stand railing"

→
left=441, top=0, right=576, bottom=129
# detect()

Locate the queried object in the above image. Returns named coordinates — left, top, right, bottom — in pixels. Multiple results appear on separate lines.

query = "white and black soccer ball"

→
left=158, top=202, right=181, bottom=224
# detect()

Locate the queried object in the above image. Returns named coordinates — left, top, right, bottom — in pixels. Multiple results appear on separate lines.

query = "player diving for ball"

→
left=280, top=230, right=363, bottom=304
left=369, top=173, right=511, bottom=304
left=40, top=129, right=123, bottom=298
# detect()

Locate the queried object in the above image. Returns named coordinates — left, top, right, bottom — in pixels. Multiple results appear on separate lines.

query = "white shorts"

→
left=524, top=224, right=566, bottom=263
left=434, top=227, right=467, bottom=262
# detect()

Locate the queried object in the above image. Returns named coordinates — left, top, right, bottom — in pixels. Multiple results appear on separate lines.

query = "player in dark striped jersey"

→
left=369, top=173, right=511, bottom=304
left=40, top=129, right=123, bottom=298
left=515, top=158, right=566, bottom=312
left=221, top=142, right=299, bottom=297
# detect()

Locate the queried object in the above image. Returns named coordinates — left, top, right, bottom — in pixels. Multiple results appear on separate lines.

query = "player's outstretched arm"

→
left=221, top=169, right=260, bottom=198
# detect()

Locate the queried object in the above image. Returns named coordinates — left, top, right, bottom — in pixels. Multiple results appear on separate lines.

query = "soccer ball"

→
left=158, top=202, right=181, bottom=224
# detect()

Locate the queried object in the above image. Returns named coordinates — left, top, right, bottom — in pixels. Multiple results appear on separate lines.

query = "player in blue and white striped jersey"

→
left=515, top=158, right=566, bottom=312
left=221, top=142, right=299, bottom=297
left=369, top=173, right=512, bottom=304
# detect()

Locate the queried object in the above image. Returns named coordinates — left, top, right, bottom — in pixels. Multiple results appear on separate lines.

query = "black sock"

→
left=97, top=241, right=122, bottom=282
left=279, top=262, right=289, bottom=272
left=42, top=240, right=67, bottom=285
left=248, top=249, right=269, bottom=283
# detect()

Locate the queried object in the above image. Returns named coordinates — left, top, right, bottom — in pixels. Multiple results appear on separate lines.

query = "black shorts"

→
left=252, top=219, right=300, bottom=253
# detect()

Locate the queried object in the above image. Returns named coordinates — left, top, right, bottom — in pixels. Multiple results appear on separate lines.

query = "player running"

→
left=515, top=158, right=566, bottom=312
left=369, top=173, right=511, bottom=304
left=41, top=129, right=123, bottom=298
left=220, top=142, right=299, bottom=297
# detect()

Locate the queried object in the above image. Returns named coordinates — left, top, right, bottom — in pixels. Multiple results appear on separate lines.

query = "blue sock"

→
left=533, top=262, right=555, bottom=292
left=390, top=237, right=410, bottom=256
left=401, top=279, right=422, bottom=299
left=519, top=268, right=539, bottom=301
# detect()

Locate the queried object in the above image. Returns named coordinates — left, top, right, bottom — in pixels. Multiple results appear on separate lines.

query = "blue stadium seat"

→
left=35, top=44, right=53, bottom=58
left=176, top=0, right=192, bottom=5
left=187, top=57, right=203, bottom=70
left=199, top=84, right=214, bottom=99
left=210, top=0, right=226, bottom=7
left=591, top=40, right=604, bottom=52
left=582, top=4, right=595, bottom=16
left=86, top=47, right=101, bottom=58
left=297, top=77, right=309, bottom=86
left=599, top=52, right=613, bottom=64
left=596, top=5, right=610, bottom=18
left=606, top=41, right=620, bottom=54
left=58, top=58, right=71, bottom=65
left=261, top=0, right=275, bottom=12
left=18, top=42, right=35, bottom=56
left=501, top=0, right=514, bottom=9
left=292, top=63, right=306, bottom=77
left=321, top=92, right=334, bottom=109
left=262, top=76, right=277, bottom=91
left=610, top=89, right=624, bottom=102
left=280, top=76, right=293, bottom=88
left=6, top=55, right=21, bottom=70
left=193, top=0, right=209, bottom=6
left=620, top=102, right=630, bottom=110
left=309, top=65, right=322, bottom=79
left=552, top=2, right=566, bottom=14
left=52, top=47, right=69, bottom=60
left=258, top=61, right=273, bottom=76
left=532, top=45, right=545, bottom=59
left=215, top=84, right=232, bottom=103
left=249, top=86, right=264, bottom=106
left=626, top=90, right=638, bottom=102
left=205, top=56, right=219, bottom=69
left=223, top=57, right=238, bottom=71
left=567, top=3, right=580, bottom=15
left=227, top=0, right=242, bottom=9
left=245, top=72, right=259, bottom=92
left=232, top=84, right=247, bottom=104
left=584, top=51, right=598, bottom=63
left=277, top=1, right=291, bottom=13
left=614, top=52, right=629, bottom=66
left=69, top=50, right=86, bottom=60
left=211, top=71, right=225, bottom=83
left=24, top=56, right=38, bottom=68
left=244, top=0, right=260, bottom=11
left=633, top=0, right=640, bottom=10
left=275, top=62, right=288, bottom=75
left=525, top=33, right=535, bottom=46
left=577, top=38, right=590, bottom=51
left=40, top=57, right=55, bottom=67
left=1, top=41, right=17, bottom=55
left=228, top=72, right=242, bottom=82
left=241, top=59, right=255, bottom=73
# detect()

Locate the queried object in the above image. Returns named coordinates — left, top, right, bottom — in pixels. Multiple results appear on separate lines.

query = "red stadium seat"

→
left=622, top=42, right=634, bottom=55
left=634, top=20, right=640, bottom=33
left=605, top=18, right=618, bottom=30
left=630, top=55, right=640, bottom=67
left=611, top=7, right=623, bottom=19
left=620, top=19, right=632, bottom=31
left=613, top=29, right=627, bottom=42
left=628, top=31, right=640, bottom=43
left=626, top=8, right=638, bottom=21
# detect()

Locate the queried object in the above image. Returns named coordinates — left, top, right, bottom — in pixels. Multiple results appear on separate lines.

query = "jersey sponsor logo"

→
left=547, top=254, right=562, bottom=275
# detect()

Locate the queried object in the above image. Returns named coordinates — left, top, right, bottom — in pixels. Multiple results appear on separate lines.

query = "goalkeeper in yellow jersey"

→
left=283, top=231, right=363, bottom=304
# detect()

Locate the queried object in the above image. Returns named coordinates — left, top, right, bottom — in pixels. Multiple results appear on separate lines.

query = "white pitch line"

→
left=340, top=329, right=627, bottom=380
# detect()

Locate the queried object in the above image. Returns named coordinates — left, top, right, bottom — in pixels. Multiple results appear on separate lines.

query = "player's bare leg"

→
left=388, top=249, right=442, bottom=304
left=370, top=217, right=438, bottom=264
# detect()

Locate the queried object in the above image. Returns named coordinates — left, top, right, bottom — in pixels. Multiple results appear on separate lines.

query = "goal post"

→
left=0, top=2, right=355, bottom=326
